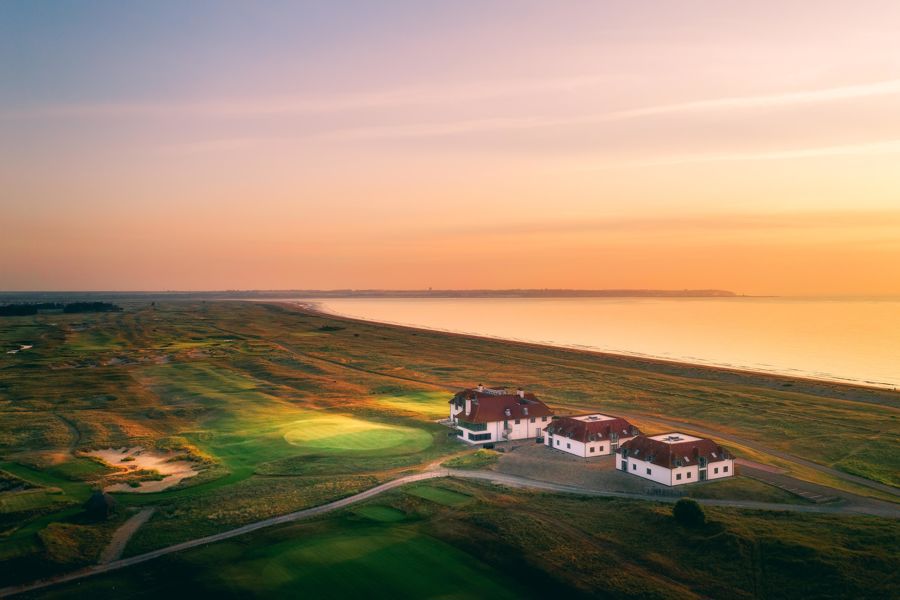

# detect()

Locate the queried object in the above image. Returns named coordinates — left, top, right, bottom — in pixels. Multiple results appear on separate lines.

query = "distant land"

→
left=0, top=289, right=739, bottom=302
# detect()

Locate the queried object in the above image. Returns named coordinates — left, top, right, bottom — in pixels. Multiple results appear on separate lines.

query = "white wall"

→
left=547, top=434, right=636, bottom=458
left=706, top=459, right=734, bottom=481
left=616, top=455, right=673, bottom=486
left=670, top=465, right=698, bottom=485
left=616, top=456, right=735, bottom=486
left=458, top=415, right=551, bottom=444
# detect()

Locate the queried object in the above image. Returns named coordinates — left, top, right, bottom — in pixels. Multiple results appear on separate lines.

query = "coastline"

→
left=288, top=300, right=900, bottom=404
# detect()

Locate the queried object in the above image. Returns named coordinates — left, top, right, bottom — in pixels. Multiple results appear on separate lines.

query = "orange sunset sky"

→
left=2, top=2, right=900, bottom=295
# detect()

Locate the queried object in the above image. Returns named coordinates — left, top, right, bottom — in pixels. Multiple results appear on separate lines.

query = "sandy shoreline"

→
left=285, top=301, right=899, bottom=406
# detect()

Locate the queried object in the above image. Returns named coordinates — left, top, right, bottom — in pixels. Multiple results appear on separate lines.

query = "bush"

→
left=38, top=523, right=106, bottom=564
left=673, top=498, right=706, bottom=527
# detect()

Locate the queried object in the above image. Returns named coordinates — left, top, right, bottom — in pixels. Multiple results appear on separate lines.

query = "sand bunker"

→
left=83, top=447, right=199, bottom=493
left=6, top=344, right=33, bottom=354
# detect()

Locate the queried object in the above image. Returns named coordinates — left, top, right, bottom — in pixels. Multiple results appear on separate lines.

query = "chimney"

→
left=465, top=397, right=472, bottom=415
left=517, top=388, right=525, bottom=398
left=477, top=383, right=484, bottom=392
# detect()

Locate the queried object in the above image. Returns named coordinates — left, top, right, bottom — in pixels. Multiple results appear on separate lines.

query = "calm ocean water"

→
left=304, top=297, right=900, bottom=389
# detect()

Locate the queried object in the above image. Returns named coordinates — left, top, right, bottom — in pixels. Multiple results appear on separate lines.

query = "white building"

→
left=545, top=414, right=640, bottom=458
left=616, top=433, right=734, bottom=486
left=449, top=385, right=554, bottom=444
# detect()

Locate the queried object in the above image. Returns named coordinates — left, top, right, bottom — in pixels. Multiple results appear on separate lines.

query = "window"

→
left=686, top=472, right=691, bottom=479
left=556, top=439, right=560, bottom=446
left=590, top=447, right=595, bottom=453
left=646, top=468, right=651, bottom=475
left=632, top=464, right=637, bottom=470
left=723, top=465, right=729, bottom=473
left=676, top=473, right=682, bottom=480
left=566, top=443, right=571, bottom=449
left=714, top=467, right=719, bottom=474
left=599, top=446, right=605, bottom=452
left=456, top=420, right=487, bottom=432
left=542, top=416, right=548, bottom=422
left=530, top=417, right=535, bottom=423
left=514, top=419, right=520, bottom=425
left=467, top=432, right=491, bottom=441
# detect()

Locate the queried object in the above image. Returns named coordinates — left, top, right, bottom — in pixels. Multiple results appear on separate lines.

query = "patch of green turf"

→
left=283, top=415, right=432, bottom=454
left=353, top=505, right=406, bottom=522
left=405, top=485, right=472, bottom=506
left=0, top=490, right=66, bottom=514
left=43, top=457, right=114, bottom=482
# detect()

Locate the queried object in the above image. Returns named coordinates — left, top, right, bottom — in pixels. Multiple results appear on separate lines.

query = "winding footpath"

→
left=2, top=468, right=898, bottom=599
left=98, top=508, right=156, bottom=564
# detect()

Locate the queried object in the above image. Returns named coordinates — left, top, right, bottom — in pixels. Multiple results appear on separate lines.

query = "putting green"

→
left=282, top=415, right=432, bottom=454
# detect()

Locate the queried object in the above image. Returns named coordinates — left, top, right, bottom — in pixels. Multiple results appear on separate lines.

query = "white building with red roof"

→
left=545, top=413, right=640, bottom=458
left=449, top=385, right=554, bottom=444
left=616, top=433, right=734, bottom=486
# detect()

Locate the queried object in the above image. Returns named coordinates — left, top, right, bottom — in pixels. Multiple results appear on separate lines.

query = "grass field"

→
left=1, top=300, right=898, bottom=595
left=282, top=415, right=432, bottom=453
left=21, top=479, right=900, bottom=600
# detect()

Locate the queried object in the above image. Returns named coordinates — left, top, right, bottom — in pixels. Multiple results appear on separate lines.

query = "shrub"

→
left=673, top=498, right=706, bottom=527
left=38, top=523, right=106, bottom=564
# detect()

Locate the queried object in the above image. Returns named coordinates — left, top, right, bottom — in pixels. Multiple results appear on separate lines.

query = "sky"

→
left=2, top=1, right=900, bottom=295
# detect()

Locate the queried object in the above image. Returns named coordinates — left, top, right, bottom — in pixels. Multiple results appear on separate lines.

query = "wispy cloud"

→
left=606, top=78, right=900, bottom=119
left=0, top=75, right=605, bottom=120
left=312, top=77, right=900, bottom=141
left=587, top=138, right=900, bottom=169
left=431, top=210, right=900, bottom=239
left=5, top=77, right=900, bottom=130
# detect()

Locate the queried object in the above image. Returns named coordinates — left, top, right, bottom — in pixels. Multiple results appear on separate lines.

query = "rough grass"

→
left=443, top=449, right=500, bottom=470
left=1, top=300, right=897, bottom=590
left=372, top=390, right=450, bottom=418
left=404, top=485, right=472, bottom=506
left=22, top=480, right=900, bottom=600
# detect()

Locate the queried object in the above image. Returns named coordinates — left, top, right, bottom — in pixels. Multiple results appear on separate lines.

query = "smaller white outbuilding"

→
left=545, top=413, right=640, bottom=458
left=616, top=432, right=734, bottom=486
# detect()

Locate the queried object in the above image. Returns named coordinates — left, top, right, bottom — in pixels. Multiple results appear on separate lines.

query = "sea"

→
left=301, top=297, right=900, bottom=390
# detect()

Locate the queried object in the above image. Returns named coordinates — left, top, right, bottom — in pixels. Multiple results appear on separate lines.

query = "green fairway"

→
left=283, top=415, right=432, bottom=453
left=29, top=520, right=530, bottom=600
left=0, top=490, right=65, bottom=514
left=354, top=505, right=407, bottom=522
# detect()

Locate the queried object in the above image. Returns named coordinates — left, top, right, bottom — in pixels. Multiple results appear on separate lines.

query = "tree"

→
left=673, top=498, right=706, bottom=527
left=84, top=490, right=118, bottom=521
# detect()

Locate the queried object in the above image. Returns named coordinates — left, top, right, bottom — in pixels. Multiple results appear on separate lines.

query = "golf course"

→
left=1, top=300, right=898, bottom=598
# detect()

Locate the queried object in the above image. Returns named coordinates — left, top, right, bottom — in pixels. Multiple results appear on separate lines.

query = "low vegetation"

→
left=443, top=449, right=500, bottom=470
left=25, top=480, right=900, bottom=600
left=0, top=300, right=896, bottom=595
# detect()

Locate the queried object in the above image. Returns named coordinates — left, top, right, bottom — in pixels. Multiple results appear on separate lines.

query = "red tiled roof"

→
left=546, top=415, right=639, bottom=443
left=450, top=389, right=553, bottom=423
left=617, top=434, right=732, bottom=468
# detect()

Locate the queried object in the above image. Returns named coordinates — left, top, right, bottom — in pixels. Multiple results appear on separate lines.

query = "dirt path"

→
left=54, top=413, right=81, bottom=454
left=2, top=468, right=897, bottom=598
left=99, top=508, right=156, bottom=564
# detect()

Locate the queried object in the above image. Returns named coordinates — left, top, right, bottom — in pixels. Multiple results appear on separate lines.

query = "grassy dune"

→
left=0, top=300, right=897, bottom=594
